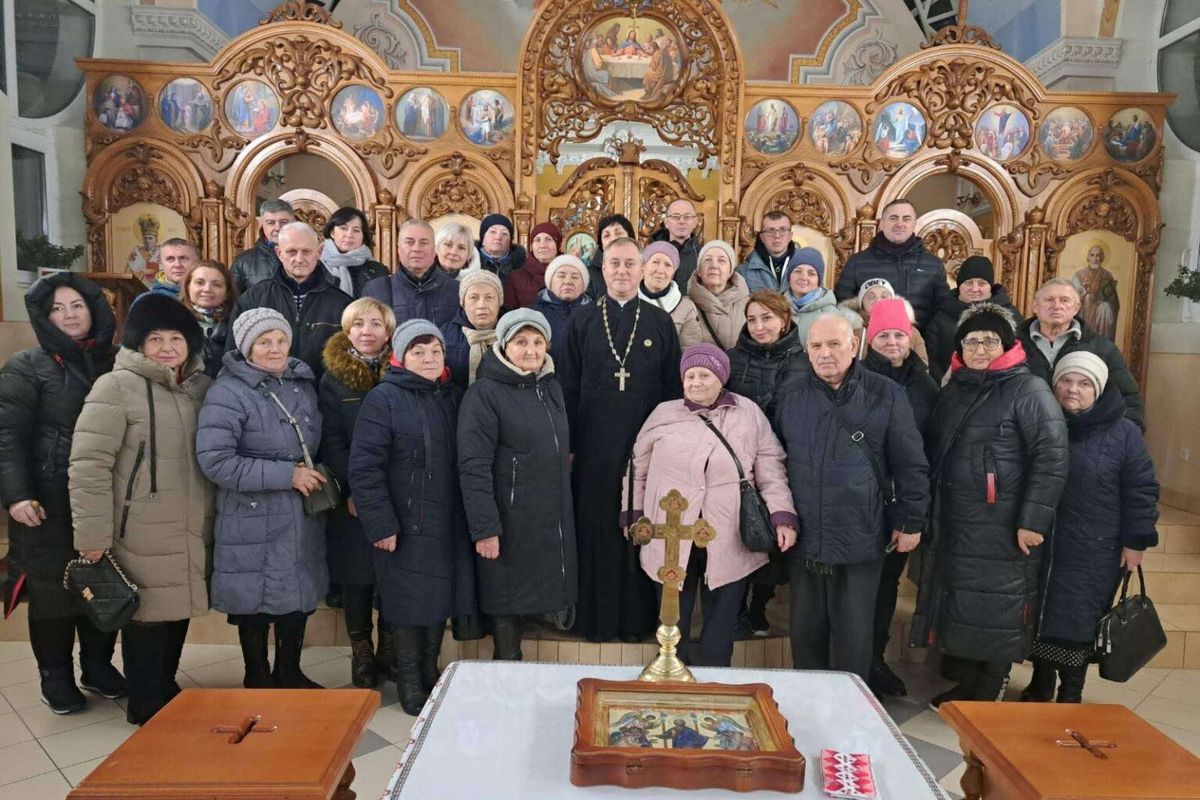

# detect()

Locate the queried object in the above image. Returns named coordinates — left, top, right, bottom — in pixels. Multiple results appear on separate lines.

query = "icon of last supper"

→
left=580, top=16, right=684, bottom=104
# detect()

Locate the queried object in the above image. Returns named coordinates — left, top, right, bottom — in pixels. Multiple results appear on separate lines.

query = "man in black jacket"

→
left=230, top=199, right=295, bottom=294
left=774, top=311, right=930, bottom=681
left=835, top=199, right=951, bottom=331
left=226, top=221, right=351, bottom=382
left=648, top=198, right=703, bottom=291
left=1016, top=277, right=1145, bottom=429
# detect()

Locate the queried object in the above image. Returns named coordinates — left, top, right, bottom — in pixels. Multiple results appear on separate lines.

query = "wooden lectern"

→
left=940, top=701, right=1200, bottom=800
left=68, top=689, right=380, bottom=800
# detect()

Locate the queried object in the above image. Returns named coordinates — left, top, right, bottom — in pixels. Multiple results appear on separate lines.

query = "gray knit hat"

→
left=495, top=308, right=552, bottom=348
left=391, top=318, right=444, bottom=358
left=232, top=307, right=291, bottom=357
left=458, top=269, right=503, bottom=302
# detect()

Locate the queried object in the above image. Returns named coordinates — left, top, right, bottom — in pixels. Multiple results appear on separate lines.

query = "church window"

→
left=14, top=0, right=94, bottom=118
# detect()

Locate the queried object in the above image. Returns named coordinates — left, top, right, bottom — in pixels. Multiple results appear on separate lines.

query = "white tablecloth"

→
left=385, top=661, right=948, bottom=799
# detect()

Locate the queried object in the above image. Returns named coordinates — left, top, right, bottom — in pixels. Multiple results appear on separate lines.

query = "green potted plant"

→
left=1164, top=260, right=1200, bottom=323
left=16, top=230, right=85, bottom=273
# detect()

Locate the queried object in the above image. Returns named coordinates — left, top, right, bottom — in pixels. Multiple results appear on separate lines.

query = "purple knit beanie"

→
left=680, top=343, right=730, bottom=385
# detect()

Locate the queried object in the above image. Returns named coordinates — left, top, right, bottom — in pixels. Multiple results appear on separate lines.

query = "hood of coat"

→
left=114, top=346, right=207, bottom=390
left=381, top=362, right=455, bottom=395
left=477, top=343, right=555, bottom=386
left=1064, top=381, right=1125, bottom=438
left=322, top=331, right=388, bottom=393
left=25, top=272, right=117, bottom=361
left=838, top=296, right=869, bottom=323
left=734, top=321, right=804, bottom=360
left=220, top=348, right=315, bottom=388
left=687, top=269, right=749, bottom=313
left=863, top=345, right=927, bottom=384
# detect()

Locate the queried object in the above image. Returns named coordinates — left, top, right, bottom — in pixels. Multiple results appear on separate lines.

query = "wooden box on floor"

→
left=67, top=689, right=379, bottom=800
left=940, top=701, right=1200, bottom=800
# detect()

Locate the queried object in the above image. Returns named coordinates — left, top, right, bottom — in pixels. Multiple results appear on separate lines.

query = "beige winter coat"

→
left=640, top=283, right=705, bottom=349
left=70, top=348, right=214, bottom=623
left=687, top=271, right=750, bottom=350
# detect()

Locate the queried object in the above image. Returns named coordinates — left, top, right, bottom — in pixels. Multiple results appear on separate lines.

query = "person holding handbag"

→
left=623, top=344, right=797, bottom=667
left=197, top=308, right=329, bottom=690
left=1022, top=352, right=1158, bottom=703
left=69, top=294, right=214, bottom=725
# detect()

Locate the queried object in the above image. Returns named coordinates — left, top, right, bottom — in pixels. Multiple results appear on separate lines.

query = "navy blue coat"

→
left=1039, top=385, right=1159, bottom=644
left=439, top=308, right=492, bottom=390
left=773, top=361, right=931, bottom=565
left=534, top=288, right=592, bottom=359
left=363, top=267, right=460, bottom=329
left=348, top=367, right=476, bottom=627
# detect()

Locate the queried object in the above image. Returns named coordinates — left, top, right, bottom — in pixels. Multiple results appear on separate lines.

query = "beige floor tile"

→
left=175, top=643, right=241, bottom=672
left=599, top=644, right=622, bottom=665
left=1159, top=505, right=1200, bottom=526
left=183, top=657, right=247, bottom=689
left=299, top=646, right=351, bottom=669
left=297, top=655, right=352, bottom=688
left=899, top=709, right=962, bottom=752
left=577, top=643, right=600, bottom=664
left=1, top=679, right=45, bottom=712
left=1106, top=664, right=1171, bottom=695
left=16, top=697, right=124, bottom=739
left=0, top=739, right=58, bottom=785
left=367, top=703, right=417, bottom=745
left=536, top=641, right=558, bottom=662
left=938, top=761, right=968, bottom=796
left=620, top=644, right=643, bottom=666
left=0, top=711, right=33, bottom=748
left=1170, top=668, right=1200, bottom=685
left=1078, top=677, right=1148, bottom=709
left=1137, top=694, right=1200, bottom=734
left=1158, top=604, right=1200, bottom=631
left=1151, top=674, right=1200, bottom=708
left=61, top=756, right=107, bottom=787
left=557, top=642, right=580, bottom=664
left=0, top=768, right=71, bottom=798
left=0, top=656, right=39, bottom=688
left=350, top=744, right=403, bottom=798
left=0, top=641, right=34, bottom=666
left=40, top=716, right=135, bottom=769
left=1151, top=720, right=1200, bottom=757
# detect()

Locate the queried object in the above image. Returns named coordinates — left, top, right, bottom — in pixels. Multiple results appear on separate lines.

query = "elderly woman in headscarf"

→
left=639, top=241, right=703, bottom=348
left=783, top=247, right=837, bottom=344
left=535, top=254, right=593, bottom=359
left=435, top=222, right=481, bottom=279
left=441, top=271, right=503, bottom=389
left=687, top=240, right=749, bottom=350
left=1022, top=351, right=1159, bottom=704
left=504, top=222, right=561, bottom=309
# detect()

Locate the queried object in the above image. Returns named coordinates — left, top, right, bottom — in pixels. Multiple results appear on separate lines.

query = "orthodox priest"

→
left=561, top=238, right=683, bottom=642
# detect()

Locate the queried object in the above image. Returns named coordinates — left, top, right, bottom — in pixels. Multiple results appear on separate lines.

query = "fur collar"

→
left=322, top=332, right=388, bottom=392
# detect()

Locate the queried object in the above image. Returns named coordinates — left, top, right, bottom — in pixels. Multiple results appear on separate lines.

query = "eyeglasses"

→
left=762, top=227, right=791, bottom=237
left=962, top=336, right=1002, bottom=351
left=665, top=214, right=697, bottom=222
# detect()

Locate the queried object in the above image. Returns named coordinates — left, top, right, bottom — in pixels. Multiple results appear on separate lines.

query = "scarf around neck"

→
left=464, top=325, right=498, bottom=384
left=639, top=281, right=682, bottom=314
left=320, top=239, right=370, bottom=296
left=788, top=286, right=825, bottom=312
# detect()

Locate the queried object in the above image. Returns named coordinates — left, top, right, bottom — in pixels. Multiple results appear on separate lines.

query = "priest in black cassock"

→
left=561, top=238, right=683, bottom=643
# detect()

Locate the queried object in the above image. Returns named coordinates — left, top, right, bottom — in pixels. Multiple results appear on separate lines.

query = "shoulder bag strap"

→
left=696, top=308, right=721, bottom=346
left=826, top=401, right=892, bottom=502
left=699, top=414, right=749, bottom=484
left=264, top=388, right=315, bottom=469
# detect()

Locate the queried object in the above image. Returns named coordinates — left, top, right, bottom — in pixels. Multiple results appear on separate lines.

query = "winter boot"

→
left=271, top=621, right=323, bottom=689
left=1056, top=664, right=1088, bottom=703
left=77, top=622, right=126, bottom=699
left=393, top=626, right=429, bottom=715
left=349, top=635, right=378, bottom=689
left=929, top=660, right=980, bottom=711
left=39, top=666, right=86, bottom=715
left=420, top=625, right=445, bottom=692
left=237, top=624, right=275, bottom=688
left=1020, top=659, right=1057, bottom=702
left=971, top=662, right=1011, bottom=701
left=491, top=615, right=523, bottom=661
left=376, top=622, right=399, bottom=683
left=868, top=661, right=908, bottom=698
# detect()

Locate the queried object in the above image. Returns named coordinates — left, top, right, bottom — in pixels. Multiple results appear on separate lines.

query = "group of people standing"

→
left=1, top=194, right=1158, bottom=729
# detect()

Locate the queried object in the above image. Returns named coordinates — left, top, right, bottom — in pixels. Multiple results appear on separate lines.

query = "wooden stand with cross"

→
left=628, top=488, right=715, bottom=683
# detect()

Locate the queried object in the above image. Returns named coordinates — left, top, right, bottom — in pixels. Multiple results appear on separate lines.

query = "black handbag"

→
left=700, top=415, right=776, bottom=553
left=265, top=389, right=342, bottom=516
left=1095, top=565, right=1167, bottom=682
left=63, top=551, right=140, bottom=633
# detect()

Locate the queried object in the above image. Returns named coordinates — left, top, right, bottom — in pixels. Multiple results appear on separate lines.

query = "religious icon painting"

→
left=872, top=101, right=926, bottom=159
left=332, top=85, right=386, bottom=141
left=459, top=90, right=515, bottom=147
left=1104, top=107, right=1158, bottom=163
left=809, top=100, right=863, bottom=157
left=974, top=103, right=1031, bottom=162
left=744, top=99, right=801, bottom=155
left=395, top=87, right=449, bottom=142
left=159, top=78, right=214, bottom=135
left=565, top=232, right=598, bottom=265
left=579, top=16, right=684, bottom=105
left=93, top=75, right=147, bottom=133
left=224, top=80, right=280, bottom=137
left=1039, top=106, right=1095, bottom=163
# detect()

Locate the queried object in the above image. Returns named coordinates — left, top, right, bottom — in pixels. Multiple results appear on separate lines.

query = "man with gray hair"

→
left=363, top=218, right=459, bottom=328
left=226, top=221, right=351, bottom=381
left=231, top=199, right=296, bottom=293
left=1016, top=277, right=1144, bottom=428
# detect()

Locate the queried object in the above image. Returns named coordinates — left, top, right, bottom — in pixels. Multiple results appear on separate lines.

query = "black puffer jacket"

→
left=318, top=332, right=387, bottom=586
left=230, top=238, right=281, bottom=294
left=725, top=325, right=809, bottom=420
left=1016, top=316, right=1145, bottom=430
left=349, top=366, right=476, bottom=627
left=925, top=285, right=1018, bottom=382
left=1039, top=385, right=1159, bottom=644
left=773, top=362, right=930, bottom=565
left=226, top=264, right=352, bottom=382
left=0, top=274, right=115, bottom=619
left=348, top=259, right=390, bottom=298
left=861, top=348, right=939, bottom=439
left=909, top=342, right=1069, bottom=662
left=834, top=233, right=952, bottom=331
left=649, top=225, right=703, bottom=291
left=457, top=347, right=577, bottom=616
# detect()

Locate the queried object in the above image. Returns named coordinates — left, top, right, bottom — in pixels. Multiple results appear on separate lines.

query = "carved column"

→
left=199, top=180, right=227, bottom=263
left=719, top=200, right=740, bottom=249
left=514, top=192, right=533, bottom=248
left=1019, top=208, right=1049, bottom=310
left=373, top=189, right=396, bottom=273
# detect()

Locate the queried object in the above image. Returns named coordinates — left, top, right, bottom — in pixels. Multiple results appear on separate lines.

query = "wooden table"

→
left=940, top=701, right=1200, bottom=800
left=68, top=689, right=380, bottom=800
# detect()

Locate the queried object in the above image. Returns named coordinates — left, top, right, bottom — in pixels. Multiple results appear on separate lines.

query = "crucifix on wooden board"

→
left=628, top=489, right=715, bottom=682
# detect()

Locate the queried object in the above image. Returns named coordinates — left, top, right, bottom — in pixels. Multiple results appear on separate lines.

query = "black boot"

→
left=376, top=622, right=399, bottom=683
left=491, top=615, right=523, bottom=661
left=272, top=621, right=323, bottom=689
left=868, top=661, right=908, bottom=697
left=929, top=659, right=980, bottom=711
left=971, top=661, right=1011, bottom=701
left=393, top=626, right=429, bottom=715
left=349, top=635, right=378, bottom=689
left=1020, top=659, right=1057, bottom=702
left=77, top=620, right=126, bottom=699
left=1056, top=664, right=1087, bottom=703
left=238, top=624, right=275, bottom=688
left=39, top=666, right=86, bottom=715
left=420, top=625, right=445, bottom=692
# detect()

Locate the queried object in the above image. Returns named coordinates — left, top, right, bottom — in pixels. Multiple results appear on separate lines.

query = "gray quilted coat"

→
left=197, top=351, right=327, bottom=616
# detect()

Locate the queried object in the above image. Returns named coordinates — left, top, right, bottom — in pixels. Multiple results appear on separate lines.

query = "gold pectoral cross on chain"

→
left=614, top=367, right=630, bottom=391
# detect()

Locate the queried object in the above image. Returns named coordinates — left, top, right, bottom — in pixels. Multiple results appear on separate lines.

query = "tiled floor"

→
left=0, top=640, right=1198, bottom=800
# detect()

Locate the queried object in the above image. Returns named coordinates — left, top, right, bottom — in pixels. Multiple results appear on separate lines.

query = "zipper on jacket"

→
left=537, top=382, right=569, bottom=594
left=983, top=445, right=996, bottom=505
left=509, top=457, right=518, bottom=507
left=143, top=378, right=159, bottom=497
left=119, top=441, right=146, bottom=538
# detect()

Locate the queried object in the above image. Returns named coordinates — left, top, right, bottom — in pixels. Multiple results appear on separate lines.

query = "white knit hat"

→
left=1053, top=351, right=1109, bottom=394
left=545, top=254, right=589, bottom=292
left=458, top=269, right=503, bottom=302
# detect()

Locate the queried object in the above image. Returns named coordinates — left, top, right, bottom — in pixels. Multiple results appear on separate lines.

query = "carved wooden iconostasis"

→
left=77, top=0, right=1171, bottom=386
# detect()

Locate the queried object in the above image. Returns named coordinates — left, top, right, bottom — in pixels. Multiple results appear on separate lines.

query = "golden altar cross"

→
left=628, top=489, right=716, bottom=682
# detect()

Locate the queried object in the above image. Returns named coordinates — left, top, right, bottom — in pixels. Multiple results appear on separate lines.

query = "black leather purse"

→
left=63, top=551, right=140, bottom=633
left=265, top=389, right=341, bottom=516
left=700, top=415, right=776, bottom=553
left=1095, top=565, right=1167, bottom=682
